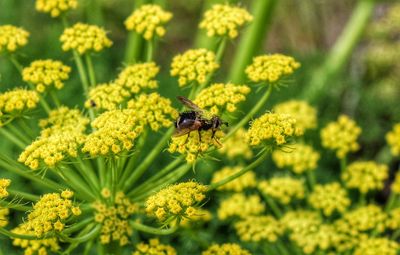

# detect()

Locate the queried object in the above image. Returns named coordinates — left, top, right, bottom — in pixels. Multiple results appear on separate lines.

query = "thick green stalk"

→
left=130, top=221, right=177, bottom=235
left=72, top=50, right=90, bottom=95
left=0, top=200, right=30, bottom=211
left=146, top=39, right=154, bottom=62
left=228, top=0, right=278, bottom=83
left=60, top=168, right=96, bottom=201
left=59, top=224, right=101, bottom=243
left=86, top=0, right=104, bottom=25
left=124, top=0, right=146, bottom=63
left=8, top=189, right=39, bottom=201
left=0, top=227, right=38, bottom=240
left=85, top=54, right=97, bottom=86
left=0, top=127, right=26, bottom=149
left=49, top=90, right=61, bottom=108
left=5, top=123, right=31, bottom=144
left=63, top=218, right=94, bottom=235
left=302, top=0, right=377, bottom=102
left=76, top=157, right=100, bottom=194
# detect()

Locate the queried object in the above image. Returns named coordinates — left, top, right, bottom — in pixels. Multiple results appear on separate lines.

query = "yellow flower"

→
left=202, top=243, right=251, bottom=255
left=272, top=143, right=320, bottom=174
left=0, top=88, right=39, bottom=120
left=211, top=166, right=257, bottom=192
left=0, top=206, right=9, bottom=227
left=386, top=123, right=400, bottom=156
left=281, top=210, right=321, bottom=231
left=354, top=238, right=398, bottom=255
left=170, top=48, right=219, bottom=87
left=115, top=62, right=159, bottom=94
left=321, top=115, right=361, bottom=159
left=125, top=4, right=173, bottom=41
left=217, top=193, right=265, bottom=220
left=194, top=83, right=251, bottom=115
left=145, top=181, right=208, bottom=223
left=308, top=182, right=350, bottom=216
left=0, top=25, right=29, bottom=53
left=82, top=109, right=143, bottom=157
left=93, top=192, right=138, bottom=246
left=22, top=59, right=71, bottom=93
left=85, top=83, right=130, bottom=111
left=273, top=100, right=317, bottom=131
left=180, top=208, right=212, bottom=227
left=247, top=112, right=303, bottom=147
left=0, top=178, right=11, bottom=199
left=342, top=161, right=388, bottom=194
left=391, top=171, right=400, bottom=194
left=24, top=191, right=80, bottom=237
left=127, top=93, right=178, bottom=131
left=245, top=54, right=300, bottom=83
left=133, top=238, right=176, bottom=255
left=12, top=223, right=60, bottom=255
left=219, top=128, right=253, bottom=159
left=258, top=177, right=305, bottom=204
left=235, top=215, right=283, bottom=242
left=386, top=207, right=400, bottom=230
left=35, top=0, right=77, bottom=17
left=199, top=4, right=253, bottom=38
left=60, top=23, right=112, bottom=54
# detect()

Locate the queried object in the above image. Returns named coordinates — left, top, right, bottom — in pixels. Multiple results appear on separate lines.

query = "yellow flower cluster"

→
left=199, top=4, right=253, bottom=38
left=22, top=59, right=71, bottom=93
left=35, top=0, right=77, bottom=17
left=93, top=191, right=138, bottom=246
left=0, top=25, right=29, bottom=53
left=0, top=88, right=39, bottom=118
left=354, top=238, right=399, bottom=255
left=281, top=210, right=321, bottom=231
left=125, top=4, right=173, bottom=40
left=24, top=190, right=81, bottom=237
left=60, top=23, right=112, bottom=54
left=235, top=216, right=283, bottom=242
left=202, top=243, right=251, bottom=255
left=0, top=206, right=9, bottom=227
left=272, top=143, right=320, bottom=174
left=82, top=109, right=143, bottom=157
left=145, top=181, right=208, bottom=222
left=170, top=48, right=219, bottom=87
left=115, top=62, right=159, bottom=94
left=85, top=83, right=130, bottom=111
left=180, top=208, right=212, bottom=227
left=12, top=223, right=60, bottom=255
left=168, top=129, right=224, bottom=163
left=245, top=54, right=300, bottom=83
left=386, top=208, right=400, bottom=230
left=391, top=171, right=400, bottom=193
left=0, top=178, right=11, bottom=198
left=386, top=123, right=400, bottom=156
left=342, top=161, right=388, bottom=194
left=321, top=115, right=361, bottom=159
left=211, top=166, right=257, bottom=192
left=273, top=100, right=317, bottom=131
left=133, top=239, right=176, bottom=255
left=219, top=128, right=253, bottom=159
left=127, top=93, right=178, bottom=131
left=217, top=193, right=265, bottom=220
left=247, top=113, right=303, bottom=147
left=258, top=177, right=305, bottom=204
left=308, top=182, right=350, bottom=216
left=194, top=83, right=251, bottom=115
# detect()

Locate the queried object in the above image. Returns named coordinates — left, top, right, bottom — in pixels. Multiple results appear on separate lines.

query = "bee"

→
left=174, top=96, right=228, bottom=143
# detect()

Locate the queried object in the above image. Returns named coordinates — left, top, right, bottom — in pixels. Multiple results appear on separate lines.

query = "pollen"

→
left=115, top=62, right=159, bottom=94
left=258, top=177, right=305, bottom=205
left=202, top=243, right=251, bottom=255
left=273, top=100, right=317, bottom=131
left=35, top=0, right=77, bottom=17
left=133, top=238, right=176, bottom=255
left=308, top=182, right=350, bottom=216
left=235, top=216, right=283, bottom=242
left=85, top=83, right=130, bottom=111
left=386, top=123, right=400, bottom=156
left=217, top=193, right=265, bottom=220
left=0, top=25, right=29, bottom=53
left=211, top=166, right=257, bottom=192
left=125, top=4, right=173, bottom=41
left=0, top=178, right=11, bottom=199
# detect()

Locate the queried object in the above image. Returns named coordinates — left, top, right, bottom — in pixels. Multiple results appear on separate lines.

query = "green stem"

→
left=6, top=123, right=31, bottom=144
left=228, top=0, right=278, bottom=83
left=340, top=156, right=347, bottom=174
left=209, top=149, right=269, bottom=190
left=386, top=193, right=398, bottom=212
left=63, top=218, right=94, bottom=235
left=85, top=53, right=96, bottom=86
left=72, top=50, right=90, bottom=95
left=130, top=221, right=177, bottom=235
left=224, top=84, right=273, bottom=141
left=0, top=127, right=26, bottom=149
left=145, top=39, right=154, bottom=62
left=124, top=31, right=144, bottom=64
left=60, top=168, right=96, bottom=201
left=0, top=200, right=31, bottom=211
left=49, top=90, right=61, bottom=108
left=17, top=118, right=36, bottom=139
left=263, top=195, right=283, bottom=218
left=97, top=157, right=106, bottom=188
left=59, top=224, right=101, bottom=243
left=306, top=170, right=316, bottom=191
left=0, top=227, right=39, bottom=240
left=302, top=0, right=377, bottom=102
left=76, top=157, right=100, bottom=195
left=8, top=189, right=39, bottom=201
left=358, top=192, right=367, bottom=206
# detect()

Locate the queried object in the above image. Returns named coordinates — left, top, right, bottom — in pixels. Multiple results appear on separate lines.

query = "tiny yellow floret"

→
left=115, top=62, right=159, bottom=94
left=0, top=25, right=29, bottom=53
left=258, top=177, right=305, bottom=204
left=0, top=179, right=11, bottom=199
left=386, top=123, right=400, bottom=157
left=133, top=238, right=176, bottom=255
left=35, top=0, right=77, bottom=17
left=308, top=182, right=350, bottom=216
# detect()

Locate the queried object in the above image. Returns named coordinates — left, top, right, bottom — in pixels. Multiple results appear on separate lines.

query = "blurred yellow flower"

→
left=217, top=193, right=265, bottom=220
left=211, top=166, right=257, bottom=192
left=308, top=182, right=350, bottom=216
left=0, top=88, right=39, bottom=120
left=0, top=206, right=9, bottom=227
left=258, top=177, right=305, bottom=204
left=386, top=123, right=400, bottom=157
left=0, top=25, right=29, bottom=53
left=386, top=207, right=400, bottom=230
left=202, top=243, right=251, bottom=255
left=35, top=0, right=78, bottom=17
left=0, top=179, right=11, bottom=199
left=235, top=215, right=283, bottom=242
left=85, top=83, right=130, bottom=111
left=273, top=100, right=317, bottom=131
left=391, top=171, right=400, bottom=194
left=115, top=62, right=159, bottom=94
left=354, top=238, right=398, bottom=255
left=133, top=238, right=176, bottom=255
left=219, top=128, right=253, bottom=159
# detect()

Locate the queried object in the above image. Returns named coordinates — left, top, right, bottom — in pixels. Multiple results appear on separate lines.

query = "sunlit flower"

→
left=202, top=243, right=251, bottom=255
left=258, top=177, right=305, bottom=204
left=0, top=206, right=9, bottom=227
left=235, top=215, right=283, bottom=242
left=211, top=166, right=257, bottom=192
left=35, top=0, right=77, bottom=17
left=386, top=123, right=400, bottom=157
left=115, top=62, right=159, bottom=94
left=273, top=100, right=317, bottom=131
left=217, top=193, right=265, bottom=220
left=391, top=171, right=400, bottom=194
left=60, top=23, right=112, bottom=54
left=0, top=88, right=39, bottom=122
left=85, top=83, right=130, bottom=111
left=219, top=128, right=253, bottom=159
left=170, top=48, right=219, bottom=87
left=180, top=208, right=212, bottom=227
left=125, top=4, right=173, bottom=40
left=0, top=179, right=11, bottom=199
left=281, top=210, right=321, bottom=231
left=245, top=54, right=300, bottom=83
left=386, top=207, right=400, bottom=230
left=0, top=25, right=29, bottom=53
left=308, top=182, right=350, bottom=216
left=133, top=238, right=176, bottom=255
left=354, top=238, right=398, bottom=255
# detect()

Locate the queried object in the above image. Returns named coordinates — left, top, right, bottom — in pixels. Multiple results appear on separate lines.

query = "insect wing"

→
left=177, top=96, right=203, bottom=113
left=173, top=128, right=192, bottom=137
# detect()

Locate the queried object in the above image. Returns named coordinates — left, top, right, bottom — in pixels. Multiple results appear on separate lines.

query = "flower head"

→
left=0, top=25, right=29, bottom=53
left=247, top=112, right=303, bottom=148
left=194, top=83, right=251, bottom=115
left=354, top=238, right=399, bottom=255
left=115, top=62, right=159, bottom=94
left=321, top=115, right=361, bottom=159
left=0, top=179, right=11, bottom=199
left=342, top=161, right=388, bottom=194
left=217, top=193, right=265, bottom=220
left=211, top=166, right=257, bottom=192
left=273, top=100, right=317, bottom=131
left=0, top=88, right=39, bottom=123
left=85, top=83, right=130, bottom=111
left=125, top=4, right=173, bottom=40
left=219, top=128, right=253, bottom=159
left=308, top=182, right=350, bottom=216
left=35, top=0, right=78, bottom=17
left=170, top=48, right=219, bottom=87
left=386, top=123, right=400, bottom=157
left=202, top=243, right=251, bottom=255
left=245, top=54, right=300, bottom=83
left=386, top=207, right=400, bottom=230
left=235, top=216, right=283, bottom=243
left=0, top=206, right=9, bottom=227
left=145, top=181, right=208, bottom=223
left=133, top=239, right=176, bottom=255
left=60, top=23, right=112, bottom=54
left=258, top=177, right=305, bottom=204
left=22, top=59, right=71, bottom=93
left=199, top=4, right=253, bottom=38
left=391, top=171, right=400, bottom=194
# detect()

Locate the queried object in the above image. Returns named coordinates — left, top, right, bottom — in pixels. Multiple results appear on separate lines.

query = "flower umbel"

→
left=308, top=182, right=351, bottom=216
left=0, top=25, right=29, bottom=53
left=273, top=100, right=317, bottom=131
left=202, top=243, right=252, bottom=255
left=0, top=179, right=11, bottom=198
left=133, top=238, right=176, bottom=255
left=35, top=0, right=78, bottom=17
left=386, top=123, right=400, bottom=156
left=85, top=83, right=130, bottom=111
left=217, top=193, right=265, bottom=220
left=235, top=215, right=283, bottom=242
left=258, top=177, right=305, bottom=204
left=115, top=62, right=159, bottom=94
left=211, top=166, right=257, bottom=192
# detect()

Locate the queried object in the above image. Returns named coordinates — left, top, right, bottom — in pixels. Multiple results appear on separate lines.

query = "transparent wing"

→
left=173, top=128, right=192, bottom=137
left=177, top=96, right=203, bottom=113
